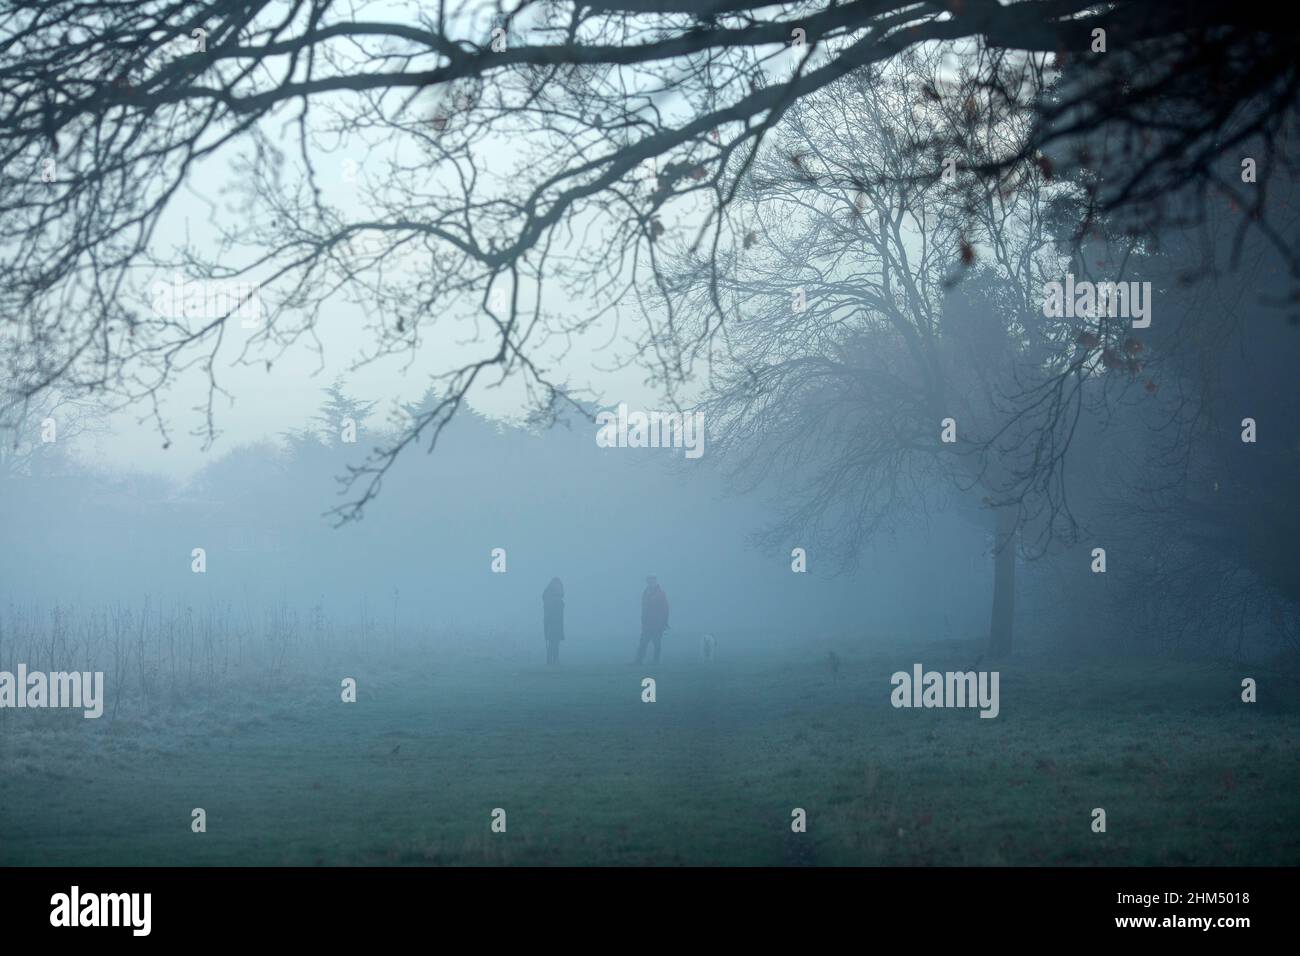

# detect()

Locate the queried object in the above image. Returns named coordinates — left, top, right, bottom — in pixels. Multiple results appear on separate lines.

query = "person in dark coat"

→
left=543, top=577, right=565, bottom=664
left=635, top=576, right=669, bottom=664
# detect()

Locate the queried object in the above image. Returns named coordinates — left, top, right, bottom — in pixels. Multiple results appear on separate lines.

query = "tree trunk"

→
left=987, top=507, right=1016, bottom=659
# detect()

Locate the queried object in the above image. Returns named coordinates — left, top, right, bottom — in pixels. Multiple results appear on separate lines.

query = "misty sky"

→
left=72, top=0, right=820, bottom=481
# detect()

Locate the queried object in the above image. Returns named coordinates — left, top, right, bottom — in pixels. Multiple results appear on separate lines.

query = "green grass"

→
left=1, top=642, right=1296, bottom=865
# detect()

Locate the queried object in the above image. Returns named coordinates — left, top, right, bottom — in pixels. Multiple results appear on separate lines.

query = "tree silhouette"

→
left=1, top=0, right=1295, bottom=520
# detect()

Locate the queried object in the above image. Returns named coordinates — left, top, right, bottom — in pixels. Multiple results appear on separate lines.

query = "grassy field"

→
left=1, top=640, right=1297, bottom=865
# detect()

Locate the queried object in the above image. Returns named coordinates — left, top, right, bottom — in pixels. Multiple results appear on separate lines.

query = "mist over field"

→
left=2, top=356, right=1296, bottom=865
left=1, top=0, right=1298, bottom=869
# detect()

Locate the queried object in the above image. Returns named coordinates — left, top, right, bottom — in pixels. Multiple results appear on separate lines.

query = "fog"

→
left=1, top=4, right=1297, bottom=869
left=1, top=388, right=1002, bottom=660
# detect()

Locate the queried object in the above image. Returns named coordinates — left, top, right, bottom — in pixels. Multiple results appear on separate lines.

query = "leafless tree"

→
left=0, top=388, right=102, bottom=479
left=650, top=46, right=1088, bottom=657
left=0, top=0, right=1294, bottom=527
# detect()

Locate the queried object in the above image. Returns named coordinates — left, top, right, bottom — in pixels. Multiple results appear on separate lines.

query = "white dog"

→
left=700, top=633, right=717, bottom=660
